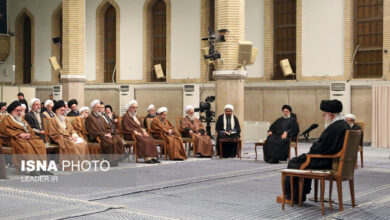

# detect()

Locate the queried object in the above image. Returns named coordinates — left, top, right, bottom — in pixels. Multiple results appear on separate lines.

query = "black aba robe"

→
left=143, top=114, right=155, bottom=129
left=67, top=110, right=79, bottom=116
left=215, top=114, right=241, bottom=158
left=351, top=124, right=362, bottom=130
left=263, top=117, right=299, bottom=163
left=284, top=119, right=350, bottom=202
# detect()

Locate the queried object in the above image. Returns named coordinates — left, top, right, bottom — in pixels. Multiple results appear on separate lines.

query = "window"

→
left=104, top=5, right=116, bottom=83
left=23, top=14, right=32, bottom=84
left=151, top=0, right=166, bottom=82
left=274, top=0, right=296, bottom=80
left=0, top=0, right=7, bottom=34
left=354, top=0, right=383, bottom=78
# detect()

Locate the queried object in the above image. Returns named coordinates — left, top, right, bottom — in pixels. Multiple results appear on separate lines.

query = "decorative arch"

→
left=51, top=3, right=62, bottom=83
left=96, top=0, right=120, bottom=83
left=15, top=8, right=35, bottom=84
left=143, top=0, right=171, bottom=82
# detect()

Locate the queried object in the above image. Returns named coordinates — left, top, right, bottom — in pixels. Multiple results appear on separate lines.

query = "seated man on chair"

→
left=151, top=107, right=187, bottom=160
left=0, top=101, right=50, bottom=176
left=122, top=100, right=160, bottom=164
left=144, top=104, right=156, bottom=128
left=277, top=99, right=349, bottom=204
left=215, top=104, right=241, bottom=158
left=25, top=98, right=46, bottom=142
left=181, top=105, right=213, bottom=157
left=263, top=105, right=299, bottom=164
left=345, top=114, right=361, bottom=130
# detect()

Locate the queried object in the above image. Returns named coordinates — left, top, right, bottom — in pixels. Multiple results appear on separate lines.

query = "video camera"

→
left=202, top=28, right=228, bottom=61
left=195, top=96, right=216, bottom=137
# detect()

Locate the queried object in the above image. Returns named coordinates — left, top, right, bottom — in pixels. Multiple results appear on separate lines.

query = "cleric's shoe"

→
left=29, top=171, right=40, bottom=176
left=152, top=159, right=161, bottom=163
left=40, top=171, right=54, bottom=175
left=145, top=160, right=155, bottom=164
left=276, top=195, right=292, bottom=205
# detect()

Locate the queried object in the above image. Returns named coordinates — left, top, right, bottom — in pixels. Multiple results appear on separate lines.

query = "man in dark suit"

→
left=25, top=98, right=46, bottom=141
left=17, top=92, right=29, bottom=113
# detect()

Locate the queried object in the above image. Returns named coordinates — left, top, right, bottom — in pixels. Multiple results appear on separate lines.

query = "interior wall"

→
left=302, top=0, right=344, bottom=77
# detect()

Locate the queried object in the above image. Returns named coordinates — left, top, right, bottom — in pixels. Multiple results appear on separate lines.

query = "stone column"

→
left=214, top=0, right=246, bottom=130
left=61, top=0, right=86, bottom=106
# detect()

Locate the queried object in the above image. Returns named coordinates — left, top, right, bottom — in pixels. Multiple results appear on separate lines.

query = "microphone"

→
left=299, top=124, right=319, bottom=136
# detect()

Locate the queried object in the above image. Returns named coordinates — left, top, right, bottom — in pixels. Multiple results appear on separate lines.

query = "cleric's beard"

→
left=34, top=108, right=41, bottom=113
left=283, top=114, right=290, bottom=119
left=324, top=114, right=332, bottom=128
left=57, top=114, right=65, bottom=122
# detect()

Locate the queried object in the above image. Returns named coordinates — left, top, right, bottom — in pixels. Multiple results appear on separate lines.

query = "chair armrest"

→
left=299, top=153, right=341, bottom=170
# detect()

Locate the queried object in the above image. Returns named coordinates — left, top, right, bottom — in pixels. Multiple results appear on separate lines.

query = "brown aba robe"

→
left=151, top=117, right=187, bottom=160
left=85, top=113, right=125, bottom=163
left=0, top=145, right=6, bottom=179
left=181, top=116, right=213, bottom=157
left=122, top=113, right=158, bottom=159
left=0, top=115, right=47, bottom=169
left=48, top=116, right=90, bottom=170
left=71, top=117, right=84, bottom=135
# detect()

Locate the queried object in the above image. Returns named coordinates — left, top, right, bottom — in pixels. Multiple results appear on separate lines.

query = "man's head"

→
left=49, top=94, right=54, bottom=100
left=90, top=99, right=101, bottom=114
left=157, top=107, right=168, bottom=120
left=7, top=100, right=22, bottom=120
left=126, top=100, right=138, bottom=115
left=45, top=100, right=54, bottom=112
left=79, top=107, right=89, bottom=118
left=345, top=114, right=356, bottom=127
left=105, top=105, right=113, bottom=115
left=53, top=100, right=66, bottom=120
left=68, top=99, right=78, bottom=112
left=224, top=104, right=234, bottom=117
left=282, top=105, right=292, bottom=119
left=17, top=92, right=24, bottom=101
left=185, top=105, right=195, bottom=120
left=0, top=102, right=7, bottom=113
left=30, top=98, right=41, bottom=113
left=320, top=100, right=343, bottom=128
left=147, top=104, right=156, bottom=117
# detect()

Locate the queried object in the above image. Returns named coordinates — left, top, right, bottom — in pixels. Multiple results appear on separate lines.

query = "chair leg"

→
left=314, top=179, right=318, bottom=202
left=360, top=149, right=364, bottom=168
left=298, top=177, right=304, bottom=207
left=337, top=178, right=343, bottom=211
left=329, top=179, right=333, bottom=212
left=281, top=174, right=286, bottom=210
left=349, top=179, right=356, bottom=208
left=255, top=145, right=257, bottom=161
left=294, top=146, right=297, bottom=157
left=288, top=148, right=291, bottom=160
left=321, top=178, right=325, bottom=215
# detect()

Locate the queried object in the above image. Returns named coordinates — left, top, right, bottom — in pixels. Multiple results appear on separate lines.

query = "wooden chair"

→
left=219, top=138, right=242, bottom=159
left=146, top=118, right=167, bottom=160
left=254, top=141, right=265, bottom=161
left=42, top=118, right=60, bottom=160
left=79, top=117, right=102, bottom=161
left=355, top=122, right=364, bottom=168
left=0, top=116, right=12, bottom=155
left=176, top=117, right=196, bottom=157
left=117, top=116, right=138, bottom=163
left=299, top=130, right=362, bottom=212
left=288, top=136, right=298, bottom=160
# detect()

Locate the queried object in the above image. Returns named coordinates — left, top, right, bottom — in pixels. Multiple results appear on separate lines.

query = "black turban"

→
left=53, top=100, right=66, bottom=113
left=0, top=102, right=6, bottom=108
left=68, top=99, right=78, bottom=107
left=6, top=101, right=21, bottom=113
left=105, top=105, right=112, bottom=112
left=282, top=105, right=292, bottom=112
left=320, top=99, right=343, bottom=113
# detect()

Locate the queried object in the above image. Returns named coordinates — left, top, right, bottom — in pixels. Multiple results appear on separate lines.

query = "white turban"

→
left=44, top=100, right=54, bottom=107
left=345, top=114, right=356, bottom=120
left=126, top=100, right=138, bottom=110
left=30, top=98, right=40, bottom=107
left=185, top=105, right=194, bottom=113
left=21, top=104, right=26, bottom=109
left=157, top=107, right=168, bottom=114
left=147, top=104, right=155, bottom=112
left=224, top=104, right=234, bottom=111
left=90, top=99, right=100, bottom=108
left=79, top=106, right=89, bottom=113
